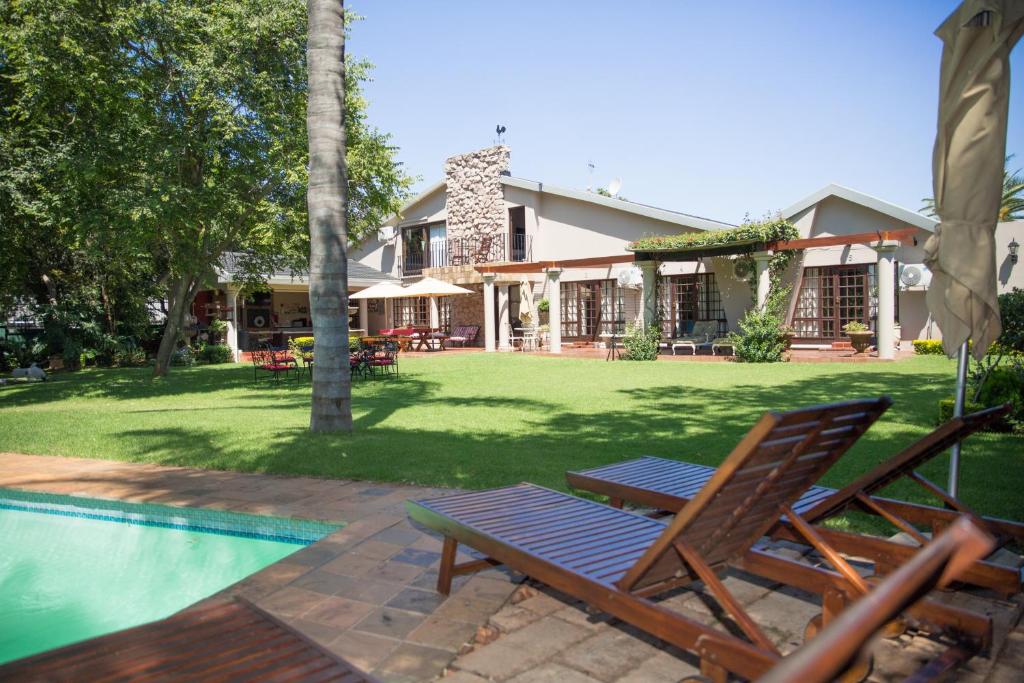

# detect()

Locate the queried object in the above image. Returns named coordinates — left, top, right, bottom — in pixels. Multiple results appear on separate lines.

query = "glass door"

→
left=792, top=265, right=869, bottom=341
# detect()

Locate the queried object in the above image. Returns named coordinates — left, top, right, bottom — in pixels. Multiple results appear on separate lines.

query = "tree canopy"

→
left=0, top=0, right=411, bottom=373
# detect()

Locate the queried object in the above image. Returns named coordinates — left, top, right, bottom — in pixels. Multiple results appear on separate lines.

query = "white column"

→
left=545, top=268, right=562, bottom=353
left=638, top=260, right=658, bottom=329
left=498, top=285, right=511, bottom=351
left=226, top=287, right=240, bottom=361
left=873, top=240, right=899, bottom=360
left=384, top=299, right=393, bottom=329
left=753, top=251, right=773, bottom=310
left=483, top=274, right=496, bottom=352
left=429, top=296, right=440, bottom=329
left=358, top=298, right=368, bottom=334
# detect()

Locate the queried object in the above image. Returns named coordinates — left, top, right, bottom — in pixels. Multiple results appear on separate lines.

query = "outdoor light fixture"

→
left=1010, top=238, right=1020, bottom=265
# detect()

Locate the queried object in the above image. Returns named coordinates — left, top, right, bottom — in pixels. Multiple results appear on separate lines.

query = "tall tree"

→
left=306, top=0, right=350, bottom=432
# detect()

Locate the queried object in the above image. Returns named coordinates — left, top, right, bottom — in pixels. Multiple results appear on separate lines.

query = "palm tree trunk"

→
left=307, top=0, right=351, bottom=432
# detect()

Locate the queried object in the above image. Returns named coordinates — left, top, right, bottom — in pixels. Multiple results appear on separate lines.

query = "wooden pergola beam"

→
left=770, top=227, right=918, bottom=252
left=475, top=253, right=635, bottom=274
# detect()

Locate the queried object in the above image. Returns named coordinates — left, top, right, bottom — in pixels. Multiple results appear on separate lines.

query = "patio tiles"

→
left=354, top=606, right=428, bottom=639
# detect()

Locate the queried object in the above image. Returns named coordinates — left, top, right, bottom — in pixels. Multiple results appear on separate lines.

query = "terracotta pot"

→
left=846, top=330, right=873, bottom=354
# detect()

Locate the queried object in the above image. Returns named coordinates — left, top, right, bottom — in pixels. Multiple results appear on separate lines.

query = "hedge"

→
left=912, top=340, right=945, bottom=355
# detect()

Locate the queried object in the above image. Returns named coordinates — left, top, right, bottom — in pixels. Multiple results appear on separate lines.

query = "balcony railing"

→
left=400, top=234, right=532, bottom=276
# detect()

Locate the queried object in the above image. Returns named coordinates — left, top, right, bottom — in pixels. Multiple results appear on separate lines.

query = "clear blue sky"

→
left=349, top=1, right=1023, bottom=225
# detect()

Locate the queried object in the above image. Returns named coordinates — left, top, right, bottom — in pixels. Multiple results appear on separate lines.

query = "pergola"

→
left=473, top=228, right=915, bottom=357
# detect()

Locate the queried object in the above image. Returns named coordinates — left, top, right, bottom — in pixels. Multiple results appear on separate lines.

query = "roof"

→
left=216, top=252, right=396, bottom=287
left=782, top=183, right=938, bottom=232
left=390, top=175, right=735, bottom=232
left=500, top=176, right=736, bottom=231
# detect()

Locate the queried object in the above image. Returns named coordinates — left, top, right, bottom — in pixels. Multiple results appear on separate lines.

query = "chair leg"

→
left=438, top=537, right=458, bottom=595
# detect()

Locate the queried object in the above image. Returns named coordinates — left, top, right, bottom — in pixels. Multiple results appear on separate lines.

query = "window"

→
left=401, top=222, right=446, bottom=274
left=792, top=265, right=871, bottom=341
left=658, top=273, right=725, bottom=337
left=560, top=280, right=625, bottom=340
left=393, top=297, right=429, bottom=327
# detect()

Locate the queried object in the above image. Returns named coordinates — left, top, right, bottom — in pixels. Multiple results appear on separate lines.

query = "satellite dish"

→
left=607, top=178, right=622, bottom=197
left=616, top=266, right=643, bottom=289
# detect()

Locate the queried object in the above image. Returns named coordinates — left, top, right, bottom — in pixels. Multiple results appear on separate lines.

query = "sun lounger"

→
left=567, top=403, right=1021, bottom=596
left=407, top=398, right=992, bottom=681
left=758, top=516, right=995, bottom=683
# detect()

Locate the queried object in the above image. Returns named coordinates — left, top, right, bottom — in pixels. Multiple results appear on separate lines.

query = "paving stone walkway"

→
left=0, top=452, right=519, bottom=682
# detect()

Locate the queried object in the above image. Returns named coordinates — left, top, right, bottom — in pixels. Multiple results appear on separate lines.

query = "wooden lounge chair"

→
left=759, top=516, right=995, bottom=683
left=448, top=325, right=480, bottom=348
left=0, top=598, right=379, bottom=682
left=566, top=403, right=1021, bottom=596
left=407, top=398, right=992, bottom=682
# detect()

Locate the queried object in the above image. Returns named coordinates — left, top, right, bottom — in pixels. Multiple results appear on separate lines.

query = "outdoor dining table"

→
left=414, top=332, right=448, bottom=352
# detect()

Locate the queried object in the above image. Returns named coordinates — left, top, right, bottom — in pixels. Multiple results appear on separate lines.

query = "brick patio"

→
left=2, top=452, right=1022, bottom=682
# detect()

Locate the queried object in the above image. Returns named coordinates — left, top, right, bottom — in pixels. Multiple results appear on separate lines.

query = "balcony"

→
left=400, top=234, right=532, bottom=276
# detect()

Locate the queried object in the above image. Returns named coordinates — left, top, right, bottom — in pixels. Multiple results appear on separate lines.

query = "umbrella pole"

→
left=947, top=340, right=970, bottom=498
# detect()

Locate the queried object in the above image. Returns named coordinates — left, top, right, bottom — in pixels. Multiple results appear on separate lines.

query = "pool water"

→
left=0, top=489, right=339, bottom=664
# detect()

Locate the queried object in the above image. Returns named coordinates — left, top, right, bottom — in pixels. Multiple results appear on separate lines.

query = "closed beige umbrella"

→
left=924, top=0, right=1024, bottom=496
left=925, top=0, right=1024, bottom=359
left=518, top=280, right=535, bottom=324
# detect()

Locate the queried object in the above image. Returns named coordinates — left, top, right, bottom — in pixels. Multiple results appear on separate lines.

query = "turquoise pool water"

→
left=0, top=488, right=339, bottom=664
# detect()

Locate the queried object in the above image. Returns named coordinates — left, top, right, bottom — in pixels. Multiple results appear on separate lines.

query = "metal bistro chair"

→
left=368, top=340, right=399, bottom=378
left=250, top=345, right=298, bottom=384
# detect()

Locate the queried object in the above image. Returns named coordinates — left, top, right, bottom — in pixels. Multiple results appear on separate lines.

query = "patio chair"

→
left=668, top=320, right=719, bottom=355
left=758, top=517, right=994, bottom=683
left=368, top=340, right=398, bottom=378
left=566, top=403, right=1021, bottom=596
left=407, top=398, right=992, bottom=682
left=448, top=325, right=480, bottom=348
left=250, top=346, right=298, bottom=384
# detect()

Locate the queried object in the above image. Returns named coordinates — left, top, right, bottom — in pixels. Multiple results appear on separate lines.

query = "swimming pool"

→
left=0, top=488, right=340, bottom=664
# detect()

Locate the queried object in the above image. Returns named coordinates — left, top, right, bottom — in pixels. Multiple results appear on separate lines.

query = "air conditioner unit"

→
left=377, top=226, right=397, bottom=244
left=899, top=264, right=932, bottom=290
left=616, top=266, right=644, bottom=289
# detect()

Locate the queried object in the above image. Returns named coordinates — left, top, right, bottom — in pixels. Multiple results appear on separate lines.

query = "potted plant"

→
left=781, top=325, right=796, bottom=350
left=843, top=321, right=872, bottom=354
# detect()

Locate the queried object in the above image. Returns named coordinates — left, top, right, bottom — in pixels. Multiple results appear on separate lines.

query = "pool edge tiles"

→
left=0, top=487, right=342, bottom=545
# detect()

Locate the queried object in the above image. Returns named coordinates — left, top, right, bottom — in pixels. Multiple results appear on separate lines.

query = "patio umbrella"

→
left=923, top=0, right=1024, bottom=495
left=401, top=276, right=474, bottom=297
left=518, top=280, right=535, bottom=324
left=348, top=280, right=406, bottom=299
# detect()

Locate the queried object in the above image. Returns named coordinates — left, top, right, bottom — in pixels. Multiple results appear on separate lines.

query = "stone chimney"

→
left=443, top=145, right=510, bottom=240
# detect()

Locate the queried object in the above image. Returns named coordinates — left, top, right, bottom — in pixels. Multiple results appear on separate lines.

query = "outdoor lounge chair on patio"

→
left=664, top=320, right=719, bottom=355
left=758, top=516, right=994, bottom=683
left=566, top=403, right=1021, bottom=596
left=407, top=398, right=992, bottom=682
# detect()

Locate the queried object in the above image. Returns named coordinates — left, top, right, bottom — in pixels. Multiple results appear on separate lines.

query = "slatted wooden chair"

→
left=758, top=516, right=995, bottom=683
left=407, top=398, right=992, bottom=682
left=566, top=403, right=1021, bottom=596
left=0, top=598, right=379, bottom=682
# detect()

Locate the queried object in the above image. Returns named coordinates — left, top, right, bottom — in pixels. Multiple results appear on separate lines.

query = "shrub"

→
left=170, top=346, right=194, bottom=366
left=937, top=398, right=985, bottom=424
left=913, top=340, right=945, bottom=355
left=112, top=346, right=147, bottom=367
left=997, top=288, right=1024, bottom=354
left=842, top=321, right=868, bottom=333
left=208, top=318, right=228, bottom=344
left=196, top=343, right=232, bottom=364
left=621, top=324, right=661, bottom=361
left=537, top=298, right=550, bottom=313
left=731, top=308, right=787, bottom=363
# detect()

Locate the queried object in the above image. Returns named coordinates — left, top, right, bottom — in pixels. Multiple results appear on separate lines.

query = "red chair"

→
left=368, top=341, right=398, bottom=378
left=250, top=346, right=297, bottom=384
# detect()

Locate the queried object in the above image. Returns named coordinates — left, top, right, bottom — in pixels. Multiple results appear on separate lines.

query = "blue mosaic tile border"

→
left=0, top=487, right=341, bottom=545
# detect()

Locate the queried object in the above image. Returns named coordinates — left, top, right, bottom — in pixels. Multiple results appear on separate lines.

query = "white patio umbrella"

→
left=924, top=0, right=1024, bottom=496
left=401, top=276, right=474, bottom=297
left=518, top=280, right=535, bottom=324
left=348, top=280, right=406, bottom=299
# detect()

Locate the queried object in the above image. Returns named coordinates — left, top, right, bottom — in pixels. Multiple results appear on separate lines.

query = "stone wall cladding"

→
left=444, top=145, right=510, bottom=241
left=451, top=286, right=485, bottom=346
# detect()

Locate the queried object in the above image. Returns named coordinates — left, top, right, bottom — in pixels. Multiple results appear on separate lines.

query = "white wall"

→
left=995, top=220, right=1024, bottom=295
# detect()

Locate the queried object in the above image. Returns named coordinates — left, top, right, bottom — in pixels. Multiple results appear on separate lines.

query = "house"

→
left=213, top=143, right=1022, bottom=360
left=201, top=254, right=396, bottom=360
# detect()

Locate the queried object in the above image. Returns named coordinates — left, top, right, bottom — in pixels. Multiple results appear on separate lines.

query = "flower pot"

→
left=845, top=330, right=873, bottom=354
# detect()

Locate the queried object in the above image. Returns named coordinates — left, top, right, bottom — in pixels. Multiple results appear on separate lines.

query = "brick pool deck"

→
left=2, top=452, right=1022, bottom=682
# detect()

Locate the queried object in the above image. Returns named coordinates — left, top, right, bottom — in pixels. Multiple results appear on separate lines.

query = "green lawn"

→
left=0, top=354, right=1021, bottom=524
